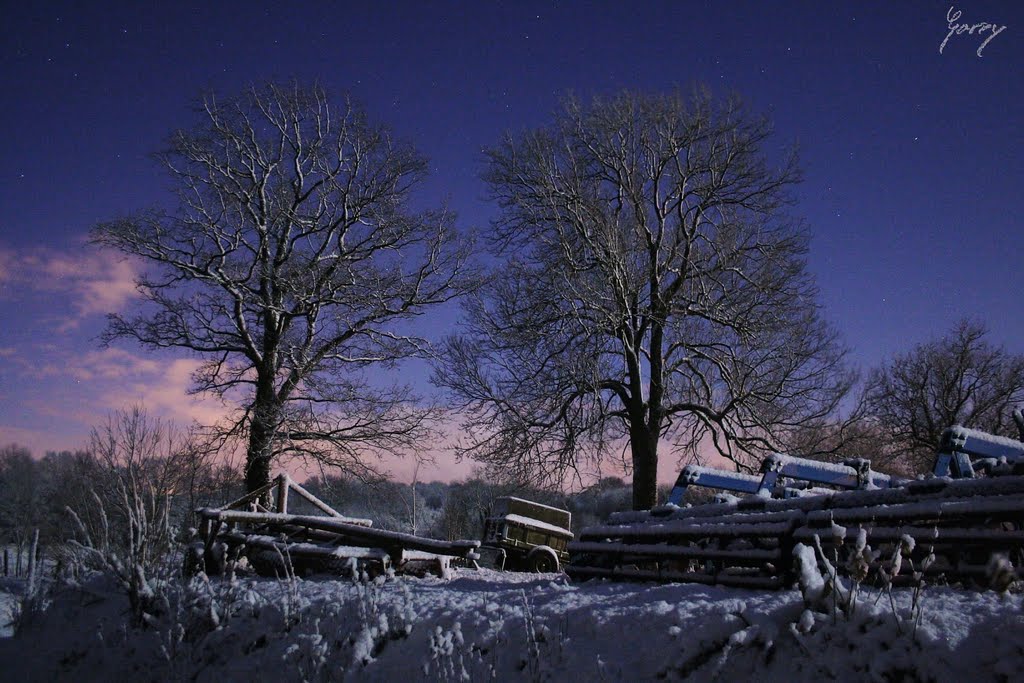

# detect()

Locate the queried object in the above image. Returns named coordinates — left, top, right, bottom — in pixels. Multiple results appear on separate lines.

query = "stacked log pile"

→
left=193, top=474, right=479, bottom=578
left=568, top=475, right=1024, bottom=589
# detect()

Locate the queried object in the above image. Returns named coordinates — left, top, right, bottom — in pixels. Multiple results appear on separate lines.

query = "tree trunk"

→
left=245, top=381, right=280, bottom=492
left=630, top=426, right=659, bottom=510
left=245, top=420, right=275, bottom=493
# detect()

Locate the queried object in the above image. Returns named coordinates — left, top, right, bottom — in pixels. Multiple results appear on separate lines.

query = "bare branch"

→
left=435, top=89, right=852, bottom=509
left=92, top=82, right=478, bottom=491
left=862, top=319, right=1024, bottom=473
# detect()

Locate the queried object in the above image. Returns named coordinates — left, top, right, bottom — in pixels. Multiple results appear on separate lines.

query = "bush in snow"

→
left=65, top=406, right=203, bottom=625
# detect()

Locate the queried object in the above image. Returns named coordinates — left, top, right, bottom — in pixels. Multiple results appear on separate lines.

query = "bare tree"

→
left=434, top=90, right=852, bottom=509
left=0, top=444, right=42, bottom=575
left=93, top=83, right=475, bottom=492
left=863, top=319, right=1024, bottom=473
left=433, top=477, right=506, bottom=541
left=66, top=407, right=193, bottom=624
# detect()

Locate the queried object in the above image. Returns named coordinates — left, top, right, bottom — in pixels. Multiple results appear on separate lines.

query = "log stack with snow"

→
left=192, top=474, right=480, bottom=578
left=567, top=422, right=1024, bottom=590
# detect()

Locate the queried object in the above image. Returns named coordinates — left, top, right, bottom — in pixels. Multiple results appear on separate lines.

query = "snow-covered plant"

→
left=877, top=533, right=914, bottom=587
left=813, top=535, right=854, bottom=619
left=793, top=543, right=826, bottom=608
left=986, top=554, right=1017, bottom=593
left=65, top=407, right=199, bottom=626
left=795, top=529, right=878, bottom=621
left=797, top=525, right=938, bottom=642
left=426, top=621, right=472, bottom=682
left=904, top=543, right=936, bottom=636
left=868, top=532, right=934, bottom=635
left=521, top=589, right=542, bottom=681
left=708, top=612, right=783, bottom=680
left=345, top=575, right=416, bottom=674
left=276, top=549, right=304, bottom=633
left=829, top=520, right=847, bottom=549
left=845, top=527, right=873, bottom=586
left=285, top=617, right=330, bottom=681
left=155, top=574, right=217, bottom=673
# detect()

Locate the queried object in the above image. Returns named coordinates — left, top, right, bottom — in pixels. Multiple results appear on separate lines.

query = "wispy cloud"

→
left=0, top=243, right=141, bottom=331
left=58, top=347, right=233, bottom=428
left=116, top=357, right=235, bottom=427
left=0, top=247, right=484, bottom=482
left=0, top=249, right=14, bottom=285
left=68, top=347, right=163, bottom=382
left=1, top=347, right=234, bottom=456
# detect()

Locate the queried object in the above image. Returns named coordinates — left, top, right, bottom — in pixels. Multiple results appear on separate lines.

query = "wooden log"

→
left=565, top=564, right=785, bottom=589
left=572, top=474, right=1024, bottom=590
left=793, top=525, right=1024, bottom=545
left=276, top=474, right=289, bottom=515
left=203, top=509, right=480, bottom=558
left=805, top=494, right=1024, bottom=526
left=577, top=519, right=799, bottom=544
left=284, top=477, right=349, bottom=518
left=220, top=531, right=473, bottom=578
left=199, top=508, right=374, bottom=529
left=222, top=531, right=392, bottom=562
left=221, top=479, right=279, bottom=511
left=568, top=541, right=780, bottom=566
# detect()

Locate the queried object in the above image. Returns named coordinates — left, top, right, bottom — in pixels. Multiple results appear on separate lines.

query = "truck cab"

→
left=481, top=496, right=573, bottom=572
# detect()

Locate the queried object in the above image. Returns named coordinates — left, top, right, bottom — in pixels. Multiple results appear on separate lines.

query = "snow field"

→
left=0, top=568, right=1021, bottom=681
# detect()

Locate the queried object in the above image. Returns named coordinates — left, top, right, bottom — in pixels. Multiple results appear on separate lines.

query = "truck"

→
left=479, top=496, right=573, bottom=572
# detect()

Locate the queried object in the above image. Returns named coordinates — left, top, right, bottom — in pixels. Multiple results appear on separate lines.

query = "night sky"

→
left=1, top=1, right=1021, bottom=482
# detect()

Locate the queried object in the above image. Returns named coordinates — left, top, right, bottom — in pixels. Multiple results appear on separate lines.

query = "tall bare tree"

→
left=863, top=319, right=1024, bottom=473
left=94, top=83, right=475, bottom=492
left=434, top=90, right=852, bottom=509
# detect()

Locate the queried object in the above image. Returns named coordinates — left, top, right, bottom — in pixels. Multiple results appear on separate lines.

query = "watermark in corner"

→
left=939, top=5, right=1007, bottom=57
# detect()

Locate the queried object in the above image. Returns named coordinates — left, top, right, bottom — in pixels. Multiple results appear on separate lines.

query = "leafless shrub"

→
left=66, top=406, right=204, bottom=625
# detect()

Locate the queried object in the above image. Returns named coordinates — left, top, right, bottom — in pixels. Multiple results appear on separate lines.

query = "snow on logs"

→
left=198, top=508, right=480, bottom=569
left=567, top=475, right=1024, bottom=589
left=194, top=474, right=480, bottom=578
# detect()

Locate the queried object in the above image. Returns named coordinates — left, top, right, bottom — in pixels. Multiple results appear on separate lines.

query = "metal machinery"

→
left=480, top=496, right=574, bottom=572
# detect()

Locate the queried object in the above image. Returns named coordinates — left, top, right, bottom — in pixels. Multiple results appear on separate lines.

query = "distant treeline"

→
left=0, top=443, right=682, bottom=556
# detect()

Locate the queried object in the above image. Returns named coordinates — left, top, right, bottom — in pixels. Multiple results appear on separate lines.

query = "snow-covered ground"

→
left=0, top=579, right=21, bottom=638
left=0, top=568, right=1021, bottom=681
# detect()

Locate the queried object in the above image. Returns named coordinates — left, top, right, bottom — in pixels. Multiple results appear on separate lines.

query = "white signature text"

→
left=940, top=6, right=1007, bottom=57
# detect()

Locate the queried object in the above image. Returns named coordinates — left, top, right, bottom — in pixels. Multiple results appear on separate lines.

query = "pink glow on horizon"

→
left=0, top=242, right=717, bottom=490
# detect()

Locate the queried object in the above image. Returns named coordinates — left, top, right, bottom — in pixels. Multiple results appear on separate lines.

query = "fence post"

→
left=276, top=473, right=289, bottom=514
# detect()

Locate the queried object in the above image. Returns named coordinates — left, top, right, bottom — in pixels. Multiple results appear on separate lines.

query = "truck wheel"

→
left=527, top=548, right=558, bottom=573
